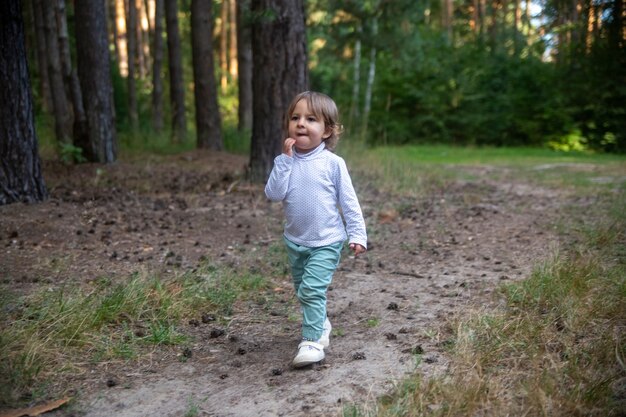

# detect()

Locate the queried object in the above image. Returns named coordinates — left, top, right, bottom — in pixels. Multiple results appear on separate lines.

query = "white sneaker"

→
left=318, top=317, right=332, bottom=348
left=292, top=341, right=325, bottom=367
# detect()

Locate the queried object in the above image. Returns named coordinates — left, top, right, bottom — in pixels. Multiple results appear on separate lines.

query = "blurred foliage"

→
left=27, top=0, right=625, bottom=156
left=308, top=0, right=626, bottom=153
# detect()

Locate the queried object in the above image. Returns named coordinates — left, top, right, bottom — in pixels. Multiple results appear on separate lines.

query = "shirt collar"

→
left=294, top=142, right=326, bottom=160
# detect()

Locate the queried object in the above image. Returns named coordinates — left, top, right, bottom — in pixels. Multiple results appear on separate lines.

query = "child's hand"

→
left=349, top=243, right=366, bottom=257
left=283, top=138, right=296, bottom=157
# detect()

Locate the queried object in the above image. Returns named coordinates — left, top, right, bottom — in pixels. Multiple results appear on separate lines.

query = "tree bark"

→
left=115, top=0, right=128, bottom=76
left=42, top=0, right=72, bottom=145
left=164, top=0, right=187, bottom=141
left=126, top=0, right=139, bottom=129
left=191, top=0, right=223, bottom=150
left=348, top=21, right=361, bottom=132
left=109, top=0, right=121, bottom=66
left=442, top=0, right=453, bottom=42
left=152, top=0, right=165, bottom=132
left=75, top=0, right=117, bottom=163
left=249, top=0, right=308, bottom=182
left=480, top=0, right=487, bottom=42
left=361, top=17, right=377, bottom=138
left=229, top=0, right=238, bottom=79
left=236, top=0, right=252, bottom=131
left=220, top=0, right=229, bottom=89
left=136, top=0, right=148, bottom=77
left=0, top=0, right=48, bottom=205
left=471, top=0, right=479, bottom=34
left=32, top=0, right=52, bottom=111
left=56, top=0, right=88, bottom=150
left=513, top=0, right=521, bottom=55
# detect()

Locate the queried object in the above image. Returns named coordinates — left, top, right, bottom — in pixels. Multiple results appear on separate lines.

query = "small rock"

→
left=106, top=379, right=117, bottom=387
left=387, top=302, right=399, bottom=311
left=271, top=368, right=283, bottom=376
left=384, top=332, right=397, bottom=340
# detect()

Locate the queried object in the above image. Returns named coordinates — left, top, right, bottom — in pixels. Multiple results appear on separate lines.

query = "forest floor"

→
left=0, top=149, right=609, bottom=417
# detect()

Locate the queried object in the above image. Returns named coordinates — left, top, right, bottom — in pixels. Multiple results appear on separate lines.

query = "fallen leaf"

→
left=0, top=398, right=71, bottom=417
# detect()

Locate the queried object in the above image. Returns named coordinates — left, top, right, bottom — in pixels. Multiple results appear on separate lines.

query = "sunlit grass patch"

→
left=0, top=263, right=268, bottom=407
left=340, top=142, right=626, bottom=195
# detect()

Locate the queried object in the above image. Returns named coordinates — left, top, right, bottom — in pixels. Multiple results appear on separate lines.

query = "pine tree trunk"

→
left=361, top=17, right=377, bottom=138
left=164, top=0, right=187, bottom=141
left=136, top=0, right=148, bottom=77
left=152, top=0, right=165, bottom=132
left=236, top=0, right=252, bottom=131
left=56, top=0, right=88, bottom=149
left=32, top=0, right=52, bottom=111
left=0, top=0, right=48, bottom=205
left=348, top=22, right=362, bottom=132
left=126, top=0, right=139, bottom=129
left=229, top=0, right=238, bottom=79
left=472, top=0, right=480, bottom=34
left=219, top=0, right=229, bottom=89
left=42, top=0, right=72, bottom=145
left=514, top=0, right=521, bottom=55
left=249, top=0, right=308, bottom=182
left=442, top=0, right=453, bottom=42
left=115, top=0, right=129, bottom=76
left=191, top=0, right=223, bottom=150
left=480, top=0, right=487, bottom=42
left=109, top=0, right=121, bottom=66
left=75, top=0, right=117, bottom=163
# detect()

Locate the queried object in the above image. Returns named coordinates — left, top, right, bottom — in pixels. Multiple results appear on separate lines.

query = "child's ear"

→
left=322, top=126, right=332, bottom=139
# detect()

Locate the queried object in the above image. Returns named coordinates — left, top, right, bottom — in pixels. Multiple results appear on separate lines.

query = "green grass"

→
left=36, top=113, right=250, bottom=161
left=351, top=191, right=625, bottom=416
left=339, top=142, right=626, bottom=196
left=364, top=144, right=626, bottom=165
left=0, top=263, right=268, bottom=407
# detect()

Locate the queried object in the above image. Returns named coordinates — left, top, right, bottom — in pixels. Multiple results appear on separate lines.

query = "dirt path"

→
left=0, top=152, right=571, bottom=416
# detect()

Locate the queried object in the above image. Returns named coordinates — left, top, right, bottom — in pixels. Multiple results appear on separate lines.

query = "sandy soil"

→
left=0, top=150, right=579, bottom=417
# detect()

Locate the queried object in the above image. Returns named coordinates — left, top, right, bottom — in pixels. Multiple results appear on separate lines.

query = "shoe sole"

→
left=293, top=353, right=325, bottom=368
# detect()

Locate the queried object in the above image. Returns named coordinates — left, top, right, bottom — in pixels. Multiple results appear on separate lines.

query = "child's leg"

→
left=284, top=237, right=306, bottom=294
left=293, top=242, right=343, bottom=341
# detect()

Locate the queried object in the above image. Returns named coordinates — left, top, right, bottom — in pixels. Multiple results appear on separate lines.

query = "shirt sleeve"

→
left=264, top=154, right=293, bottom=202
left=335, top=158, right=368, bottom=249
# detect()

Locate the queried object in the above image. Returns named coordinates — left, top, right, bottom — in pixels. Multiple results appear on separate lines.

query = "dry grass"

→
left=348, top=193, right=625, bottom=417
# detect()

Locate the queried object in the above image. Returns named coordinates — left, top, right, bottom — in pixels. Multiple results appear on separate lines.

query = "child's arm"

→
left=335, top=159, right=367, bottom=255
left=264, top=138, right=295, bottom=201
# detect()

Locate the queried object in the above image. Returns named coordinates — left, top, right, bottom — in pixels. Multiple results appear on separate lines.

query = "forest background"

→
left=11, top=0, right=626, bottom=183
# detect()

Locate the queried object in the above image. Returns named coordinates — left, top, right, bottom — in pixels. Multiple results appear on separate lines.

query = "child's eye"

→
left=307, top=117, right=317, bottom=122
left=290, top=115, right=299, bottom=121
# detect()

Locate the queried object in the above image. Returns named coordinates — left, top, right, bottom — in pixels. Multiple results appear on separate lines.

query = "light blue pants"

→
left=284, top=237, right=343, bottom=341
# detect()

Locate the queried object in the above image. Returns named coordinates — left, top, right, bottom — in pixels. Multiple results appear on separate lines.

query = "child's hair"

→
left=284, top=91, right=344, bottom=151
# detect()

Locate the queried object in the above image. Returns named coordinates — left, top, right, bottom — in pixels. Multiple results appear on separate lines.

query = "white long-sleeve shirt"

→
left=265, top=143, right=367, bottom=249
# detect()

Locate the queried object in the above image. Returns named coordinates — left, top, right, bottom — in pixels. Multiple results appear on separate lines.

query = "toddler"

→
left=265, top=91, right=367, bottom=367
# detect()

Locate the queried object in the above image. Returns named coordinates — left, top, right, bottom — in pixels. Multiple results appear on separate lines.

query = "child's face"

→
left=288, top=99, right=330, bottom=154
